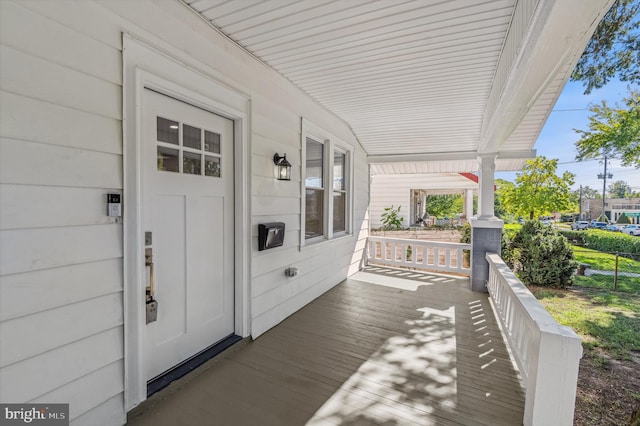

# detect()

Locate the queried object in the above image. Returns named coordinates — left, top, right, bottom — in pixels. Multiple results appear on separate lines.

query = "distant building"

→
left=580, top=197, right=640, bottom=223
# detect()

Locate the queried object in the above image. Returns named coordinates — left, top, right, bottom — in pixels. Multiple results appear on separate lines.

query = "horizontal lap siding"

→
left=1, top=1, right=369, bottom=424
left=250, top=92, right=369, bottom=336
left=0, top=1, right=126, bottom=424
left=370, top=176, right=411, bottom=229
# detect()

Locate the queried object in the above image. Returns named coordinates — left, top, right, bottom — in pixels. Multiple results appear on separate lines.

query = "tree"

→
left=571, top=0, right=640, bottom=94
left=608, top=180, right=632, bottom=197
left=617, top=212, right=631, bottom=223
left=424, top=194, right=462, bottom=217
left=502, top=157, right=575, bottom=220
left=494, top=179, right=514, bottom=219
left=574, top=90, right=640, bottom=168
left=579, top=186, right=601, bottom=199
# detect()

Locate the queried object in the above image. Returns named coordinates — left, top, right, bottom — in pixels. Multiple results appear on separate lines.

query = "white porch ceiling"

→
left=185, top=0, right=611, bottom=172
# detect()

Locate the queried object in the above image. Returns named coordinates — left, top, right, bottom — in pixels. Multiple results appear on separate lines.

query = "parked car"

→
left=606, top=224, right=624, bottom=232
left=590, top=221, right=608, bottom=229
left=571, top=221, right=589, bottom=230
left=622, top=224, right=640, bottom=236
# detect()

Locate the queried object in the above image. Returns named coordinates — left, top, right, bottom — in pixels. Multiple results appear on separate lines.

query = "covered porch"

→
left=128, top=266, right=524, bottom=426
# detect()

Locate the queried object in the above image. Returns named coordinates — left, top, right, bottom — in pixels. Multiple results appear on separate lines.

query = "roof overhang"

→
left=184, top=0, right=613, bottom=172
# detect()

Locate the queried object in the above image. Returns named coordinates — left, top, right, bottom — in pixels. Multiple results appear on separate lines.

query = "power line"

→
left=550, top=108, right=590, bottom=112
left=557, top=158, right=600, bottom=165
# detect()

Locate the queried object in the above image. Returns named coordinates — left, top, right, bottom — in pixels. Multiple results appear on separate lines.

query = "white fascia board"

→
left=479, top=0, right=613, bottom=154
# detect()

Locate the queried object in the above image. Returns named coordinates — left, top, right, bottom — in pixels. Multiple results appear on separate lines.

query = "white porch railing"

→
left=366, top=236, right=471, bottom=275
left=486, top=253, right=583, bottom=426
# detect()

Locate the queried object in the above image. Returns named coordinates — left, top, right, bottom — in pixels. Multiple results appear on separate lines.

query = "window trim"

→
left=303, top=136, right=326, bottom=244
left=332, top=147, right=349, bottom=237
left=301, top=118, right=354, bottom=248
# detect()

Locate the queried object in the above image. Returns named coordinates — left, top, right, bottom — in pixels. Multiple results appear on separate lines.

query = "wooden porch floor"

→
left=127, top=266, right=525, bottom=426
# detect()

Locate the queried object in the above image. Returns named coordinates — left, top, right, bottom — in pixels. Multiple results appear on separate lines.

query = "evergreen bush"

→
left=509, top=221, right=576, bottom=288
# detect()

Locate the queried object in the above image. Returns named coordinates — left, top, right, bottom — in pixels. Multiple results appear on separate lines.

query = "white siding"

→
left=369, top=175, right=412, bottom=230
left=0, top=1, right=367, bottom=424
left=369, top=173, right=479, bottom=229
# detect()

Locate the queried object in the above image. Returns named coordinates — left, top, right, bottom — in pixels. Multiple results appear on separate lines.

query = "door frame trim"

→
left=122, top=33, right=251, bottom=411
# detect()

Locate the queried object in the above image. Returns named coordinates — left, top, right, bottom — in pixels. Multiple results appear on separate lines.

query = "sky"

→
left=495, top=78, right=640, bottom=195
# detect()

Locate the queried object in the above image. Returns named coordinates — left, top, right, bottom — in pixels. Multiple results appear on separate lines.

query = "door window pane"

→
left=205, top=131, right=221, bottom=154
left=305, top=188, right=324, bottom=239
left=305, top=138, right=323, bottom=188
left=333, top=192, right=346, bottom=233
left=157, top=146, right=179, bottom=172
left=183, top=124, right=201, bottom=149
left=205, top=156, right=221, bottom=177
left=157, top=117, right=179, bottom=145
left=183, top=151, right=201, bottom=175
left=334, top=152, right=345, bottom=191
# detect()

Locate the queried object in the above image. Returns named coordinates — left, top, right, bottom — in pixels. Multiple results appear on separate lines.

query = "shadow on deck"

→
left=128, top=266, right=525, bottom=426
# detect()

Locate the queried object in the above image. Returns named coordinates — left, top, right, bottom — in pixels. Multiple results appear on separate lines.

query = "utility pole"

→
left=597, top=156, right=612, bottom=221
left=579, top=185, right=583, bottom=219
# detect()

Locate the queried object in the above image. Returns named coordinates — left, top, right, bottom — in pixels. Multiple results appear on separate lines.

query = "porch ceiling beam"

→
left=367, top=149, right=536, bottom=164
left=478, top=0, right=613, bottom=154
left=496, top=149, right=536, bottom=160
left=368, top=151, right=477, bottom=164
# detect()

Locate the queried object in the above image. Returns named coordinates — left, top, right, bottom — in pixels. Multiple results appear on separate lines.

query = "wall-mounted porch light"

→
left=273, top=153, right=292, bottom=181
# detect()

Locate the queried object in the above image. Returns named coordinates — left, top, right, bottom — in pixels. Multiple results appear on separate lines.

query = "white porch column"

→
left=464, top=189, right=474, bottom=219
left=471, top=154, right=503, bottom=292
left=478, top=154, right=497, bottom=220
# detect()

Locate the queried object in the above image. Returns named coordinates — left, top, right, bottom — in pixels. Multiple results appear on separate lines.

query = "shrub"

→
left=558, top=229, right=640, bottom=257
left=460, top=222, right=471, bottom=244
left=381, top=205, right=404, bottom=230
left=509, top=221, right=576, bottom=288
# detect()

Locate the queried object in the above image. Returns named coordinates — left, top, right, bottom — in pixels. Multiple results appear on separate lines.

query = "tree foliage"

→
left=578, top=185, right=601, bottom=199
left=502, top=157, right=575, bottom=220
left=618, top=212, right=631, bottom=223
left=608, top=180, right=632, bottom=197
left=494, top=179, right=515, bottom=219
left=574, top=90, right=640, bottom=168
left=424, top=194, right=462, bottom=217
left=571, top=0, right=640, bottom=94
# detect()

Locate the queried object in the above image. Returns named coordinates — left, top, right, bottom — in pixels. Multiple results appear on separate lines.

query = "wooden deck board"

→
left=128, top=266, right=525, bottom=425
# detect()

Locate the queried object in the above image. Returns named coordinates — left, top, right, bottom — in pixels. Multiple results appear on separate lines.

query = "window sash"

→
left=301, top=120, right=352, bottom=246
left=305, top=188, right=324, bottom=239
left=332, top=191, right=346, bottom=233
left=305, top=138, right=324, bottom=189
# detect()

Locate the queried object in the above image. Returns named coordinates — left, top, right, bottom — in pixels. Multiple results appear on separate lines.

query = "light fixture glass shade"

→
left=273, top=153, right=292, bottom=181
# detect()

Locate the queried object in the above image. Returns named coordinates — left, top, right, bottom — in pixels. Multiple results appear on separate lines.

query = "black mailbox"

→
left=258, top=222, right=285, bottom=251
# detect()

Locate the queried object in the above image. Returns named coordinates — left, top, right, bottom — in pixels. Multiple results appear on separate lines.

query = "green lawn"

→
left=531, top=286, right=640, bottom=359
left=573, top=246, right=640, bottom=273
left=528, top=245, right=640, bottom=359
left=572, top=246, right=640, bottom=293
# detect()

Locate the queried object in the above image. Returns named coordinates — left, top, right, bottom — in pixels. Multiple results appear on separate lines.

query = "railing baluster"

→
left=365, top=236, right=471, bottom=275
left=486, top=253, right=582, bottom=426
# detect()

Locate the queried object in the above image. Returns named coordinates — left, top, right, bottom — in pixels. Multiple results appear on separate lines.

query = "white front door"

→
left=142, top=88, right=235, bottom=381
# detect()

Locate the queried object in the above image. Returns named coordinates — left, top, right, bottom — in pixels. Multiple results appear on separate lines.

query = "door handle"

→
left=145, top=248, right=154, bottom=300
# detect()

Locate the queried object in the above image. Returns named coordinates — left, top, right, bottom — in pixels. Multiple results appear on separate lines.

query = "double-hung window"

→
left=302, top=119, right=353, bottom=246
left=305, top=137, right=324, bottom=239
